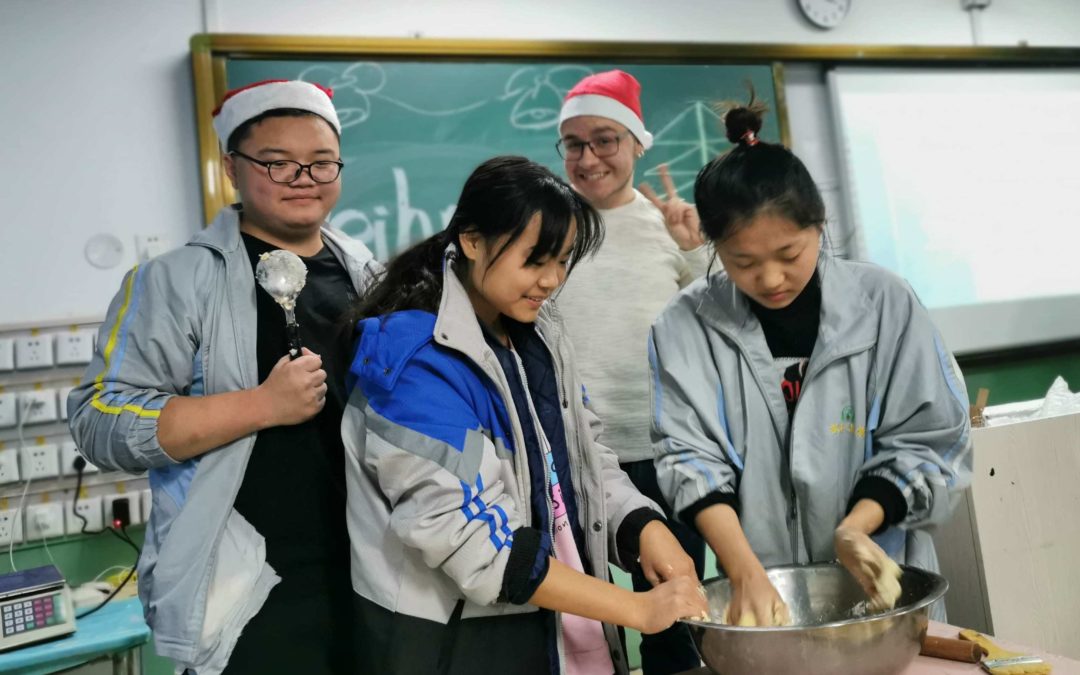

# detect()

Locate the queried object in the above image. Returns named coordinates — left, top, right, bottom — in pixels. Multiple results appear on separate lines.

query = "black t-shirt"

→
left=226, top=232, right=359, bottom=675
left=748, top=271, right=821, bottom=417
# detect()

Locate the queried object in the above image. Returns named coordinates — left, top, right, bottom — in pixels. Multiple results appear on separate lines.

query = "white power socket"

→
left=17, top=390, right=58, bottom=425
left=0, top=509, right=24, bottom=546
left=55, top=329, right=96, bottom=366
left=57, top=386, right=76, bottom=421
left=103, top=493, right=140, bottom=527
left=0, top=392, right=17, bottom=428
left=65, top=496, right=104, bottom=534
left=25, top=502, right=65, bottom=540
left=0, top=338, right=14, bottom=372
left=0, top=448, right=20, bottom=484
left=20, top=443, right=60, bottom=479
left=135, top=234, right=170, bottom=262
left=14, top=335, right=55, bottom=370
left=60, top=441, right=99, bottom=476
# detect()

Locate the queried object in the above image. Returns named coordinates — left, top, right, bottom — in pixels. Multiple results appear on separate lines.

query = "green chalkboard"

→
left=224, top=59, right=780, bottom=260
left=194, top=37, right=783, bottom=261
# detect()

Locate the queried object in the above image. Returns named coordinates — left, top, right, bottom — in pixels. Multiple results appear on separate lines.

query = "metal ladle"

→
left=255, top=249, right=308, bottom=358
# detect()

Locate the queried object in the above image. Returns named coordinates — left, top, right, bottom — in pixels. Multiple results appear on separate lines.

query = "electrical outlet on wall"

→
left=60, top=441, right=98, bottom=476
left=17, top=390, right=58, bottom=425
left=20, top=443, right=60, bottom=479
left=14, top=335, right=54, bottom=370
left=0, top=392, right=17, bottom=428
left=103, top=493, right=140, bottom=527
left=65, top=496, right=104, bottom=534
left=25, top=502, right=65, bottom=540
left=0, top=448, right=20, bottom=484
left=55, top=329, right=96, bottom=366
left=0, top=509, right=24, bottom=546
left=135, top=234, right=170, bottom=262
left=0, top=338, right=14, bottom=372
left=57, top=386, right=76, bottom=421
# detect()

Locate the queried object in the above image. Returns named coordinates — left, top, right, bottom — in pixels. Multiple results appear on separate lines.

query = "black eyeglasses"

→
left=555, top=130, right=633, bottom=161
left=230, top=150, right=344, bottom=184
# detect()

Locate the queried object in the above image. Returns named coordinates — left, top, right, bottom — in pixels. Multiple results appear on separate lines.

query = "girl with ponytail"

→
left=344, top=156, right=706, bottom=674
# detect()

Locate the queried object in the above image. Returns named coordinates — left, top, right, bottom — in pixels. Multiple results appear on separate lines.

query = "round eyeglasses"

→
left=231, top=150, right=344, bottom=184
left=555, top=131, right=633, bottom=161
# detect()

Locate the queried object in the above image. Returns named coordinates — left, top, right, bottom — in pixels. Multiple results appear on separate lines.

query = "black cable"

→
left=76, top=525, right=140, bottom=620
left=69, top=455, right=143, bottom=619
left=71, top=456, right=93, bottom=535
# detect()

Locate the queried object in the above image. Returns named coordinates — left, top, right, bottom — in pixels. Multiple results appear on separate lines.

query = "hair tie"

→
left=740, top=130, right=759, bottom=146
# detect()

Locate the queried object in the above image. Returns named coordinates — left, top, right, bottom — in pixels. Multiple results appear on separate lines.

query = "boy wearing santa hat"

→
left=555, top=70, right=710, bottom=675
left=69, top=80, right=379, bottom=675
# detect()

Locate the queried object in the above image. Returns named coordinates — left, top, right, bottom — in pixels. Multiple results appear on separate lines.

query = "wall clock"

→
left=798, top=0, right=850, bottom=29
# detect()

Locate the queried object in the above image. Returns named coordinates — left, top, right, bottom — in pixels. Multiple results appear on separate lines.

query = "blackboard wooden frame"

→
left=190, top=34, right=1080, bottom=225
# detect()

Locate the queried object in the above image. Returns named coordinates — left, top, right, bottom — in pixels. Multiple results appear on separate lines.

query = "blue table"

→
left=0, top=598, right=150, bottom=675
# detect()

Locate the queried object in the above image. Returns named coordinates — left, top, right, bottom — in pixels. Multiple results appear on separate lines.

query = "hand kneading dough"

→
left=870, top=556, right=903, bottom=611
left=855, top=539, right=902, bottom=610
left=721, top=602, right=790, bottom=626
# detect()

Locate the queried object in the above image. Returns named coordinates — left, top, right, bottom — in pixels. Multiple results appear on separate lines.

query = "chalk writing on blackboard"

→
left=300, top=63, right=593, bottom=131
left=641, top=102, right=726, bottom=194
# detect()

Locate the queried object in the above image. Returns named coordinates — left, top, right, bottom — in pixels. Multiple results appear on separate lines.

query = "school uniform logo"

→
left=830, top=404, right=865, bottom=438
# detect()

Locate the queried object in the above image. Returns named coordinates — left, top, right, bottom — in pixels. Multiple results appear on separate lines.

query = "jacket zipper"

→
left=534, top=329, right=568, bottom=409
left=787, top=397, right=802, bottom=564
left=784, top=344, right=871, bottom=564
left=508, top=344, right=559, bottom=558
left=530, top=327, right=592, bottom=674
left=534, top=328, right=588, bottom=559
left=726, top=327, right=868, bottom=565
left=477, top=350, right=532, bottom=515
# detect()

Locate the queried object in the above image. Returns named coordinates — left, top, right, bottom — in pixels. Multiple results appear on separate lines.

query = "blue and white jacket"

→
left=342, top=251, right=661, bottom=675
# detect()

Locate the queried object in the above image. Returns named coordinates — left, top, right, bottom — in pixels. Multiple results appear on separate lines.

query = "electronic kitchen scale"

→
left=0, top=565, right=76, bottom=652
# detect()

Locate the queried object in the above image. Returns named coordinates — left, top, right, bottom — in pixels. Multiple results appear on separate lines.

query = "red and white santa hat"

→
left=211, top=79, right=341, bottom=147
left=559, top=70, right=653, bottom=150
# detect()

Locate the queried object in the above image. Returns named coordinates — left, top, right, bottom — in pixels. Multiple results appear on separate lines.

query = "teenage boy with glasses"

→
left=69, top=79, right=380, bottom=675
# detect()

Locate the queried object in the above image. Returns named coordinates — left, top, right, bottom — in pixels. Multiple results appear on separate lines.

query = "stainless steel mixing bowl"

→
left=684, top=562, right=948, bottom=675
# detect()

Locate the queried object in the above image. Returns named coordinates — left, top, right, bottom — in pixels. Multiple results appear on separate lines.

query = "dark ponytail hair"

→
left=355, top=155, right=603, bottom=319
left=694, top=89, right=825, bottom=242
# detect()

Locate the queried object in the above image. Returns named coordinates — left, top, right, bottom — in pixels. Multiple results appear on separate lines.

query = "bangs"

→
left=491, top=177, right=604, bottom=272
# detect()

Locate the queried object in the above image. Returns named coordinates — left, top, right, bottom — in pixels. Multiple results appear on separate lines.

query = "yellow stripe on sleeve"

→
left=88, top=266, right=162, bottom=419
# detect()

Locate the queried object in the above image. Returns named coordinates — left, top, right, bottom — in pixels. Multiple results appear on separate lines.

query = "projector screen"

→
left=828, top=68, right=1080, bottom=355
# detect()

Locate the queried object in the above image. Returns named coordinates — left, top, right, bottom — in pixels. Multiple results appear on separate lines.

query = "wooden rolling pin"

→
left=921, top=635, right=987, bottom=663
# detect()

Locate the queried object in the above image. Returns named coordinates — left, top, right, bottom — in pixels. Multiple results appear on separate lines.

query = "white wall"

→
left=3, top=0, right=1080, bottom=327
left=213, top=0, right=1079, bottom=47
left=1, top=0, right=205, bottom=327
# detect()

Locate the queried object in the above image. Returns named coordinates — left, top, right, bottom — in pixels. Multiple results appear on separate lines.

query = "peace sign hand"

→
left=639, top=164, right=705, bottom=252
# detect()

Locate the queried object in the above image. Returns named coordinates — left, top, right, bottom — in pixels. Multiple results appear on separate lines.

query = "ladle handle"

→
left=287, top=321, right=302, bottom=360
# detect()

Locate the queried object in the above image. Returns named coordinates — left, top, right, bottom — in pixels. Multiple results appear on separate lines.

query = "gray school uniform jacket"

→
left=342, top=253, right=661, bottom=675
left=67, top=206, right=379, bottom=674
left=649, top=256, right=972, bottom=580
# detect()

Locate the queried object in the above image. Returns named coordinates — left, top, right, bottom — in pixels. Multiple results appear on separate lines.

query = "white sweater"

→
left=556, top=190, right=711, bottom=463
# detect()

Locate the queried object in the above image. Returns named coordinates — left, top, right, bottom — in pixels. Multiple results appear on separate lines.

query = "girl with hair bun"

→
left=648, top=97, right=973, bottom=625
